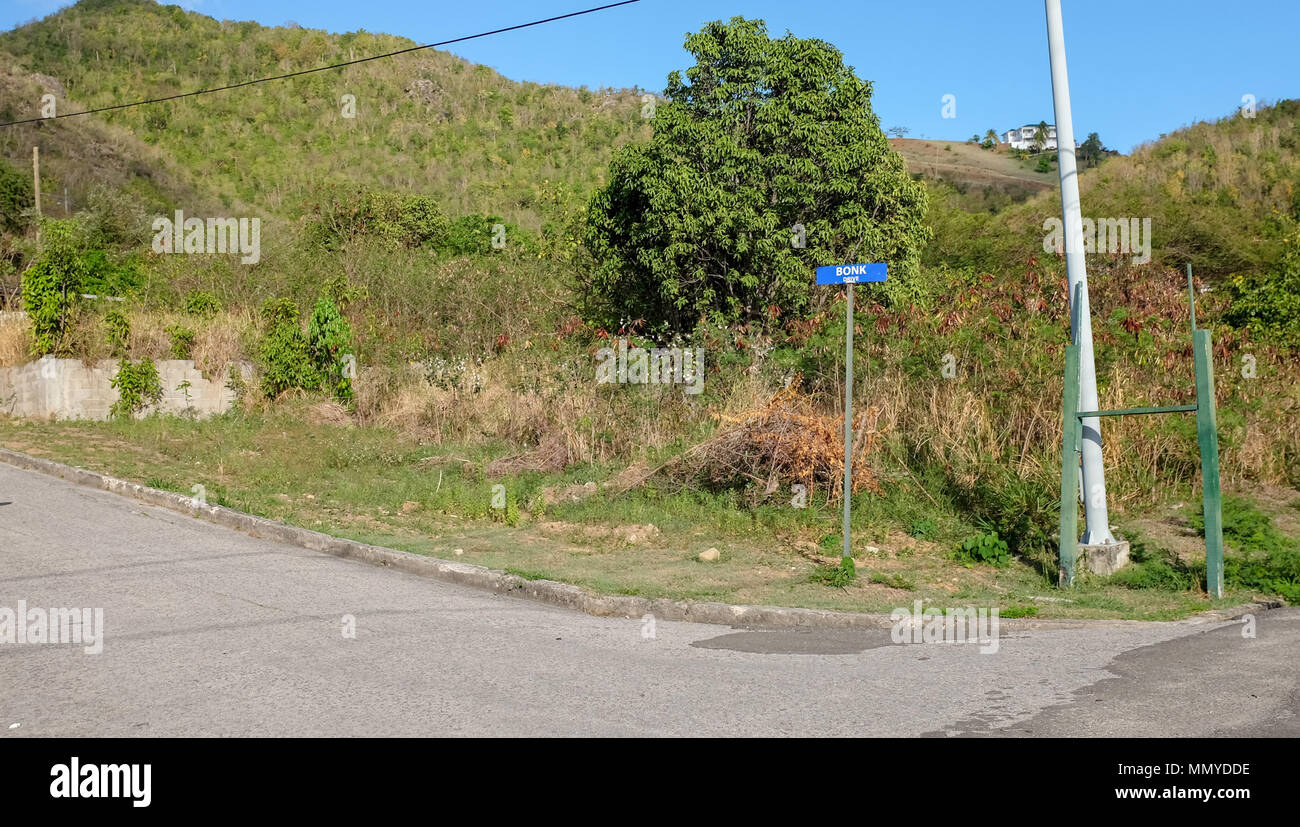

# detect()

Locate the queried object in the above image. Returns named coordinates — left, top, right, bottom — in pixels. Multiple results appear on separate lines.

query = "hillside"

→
left=0, top=0, right=650, bottom=230
left=925, top=101, right=1300, bottom=282
left=0, top=54, right=216, bottom=226
left=892, top=137, right=1055, bottom=202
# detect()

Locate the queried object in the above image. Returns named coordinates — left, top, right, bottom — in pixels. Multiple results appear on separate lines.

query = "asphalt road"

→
left=1, top=462, right=1295, bottom=737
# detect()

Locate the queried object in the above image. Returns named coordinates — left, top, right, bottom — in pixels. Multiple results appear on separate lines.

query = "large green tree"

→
left=583, top=17, right=930, bottom=336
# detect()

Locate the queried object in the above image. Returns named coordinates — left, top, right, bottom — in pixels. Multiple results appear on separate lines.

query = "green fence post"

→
left=1193, top=328, right=1224, bottom=598
left=1059, top=344, right=1081, bottom=587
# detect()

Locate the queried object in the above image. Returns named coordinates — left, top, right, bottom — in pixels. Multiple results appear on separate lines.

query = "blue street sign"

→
left=815, top=263, right=887, bottom=285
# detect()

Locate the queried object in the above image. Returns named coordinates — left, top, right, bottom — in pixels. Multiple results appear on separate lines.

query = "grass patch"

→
left=870, top=571, right=916, bottom=591
left=1000, top=605, right=1039, bottom=619
left=0, top=410, right=1284, bottom=619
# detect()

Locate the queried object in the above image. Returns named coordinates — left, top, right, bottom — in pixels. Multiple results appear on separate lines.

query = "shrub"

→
left=184, top=291, right=222, bottom=317
left=1192, top=496, right=1300, bottom=600
left=955, top=532, right=1011, bottom=566
left=81, top=185, right=152, bottom=248
left=961, top=474, right=1058, bottom=565
left=437, top=214, right=513, bottom=256
left=312, top=188, right=449, bottom=249
left=259, top=299, right=317, bottom=398
left=21, top=219, right=88, bottom=355
left=166, top=323, right=196, bottom=359
left=1225, top=549, right=1300, bottom=602
left=384, top=193, right=447, bottom=248
left=110, top=358, right=164, bottom=418
left=0, top=158, right=34, bottom=234
left=307, top=296, right=354, bottom=403
left=79, top=249, right=143, bottom=297
left=810, top=556, right=857, bottom=587
left=104, top=309, right=131, bottom=356
left=1226, top=233, right=1300, bottom=347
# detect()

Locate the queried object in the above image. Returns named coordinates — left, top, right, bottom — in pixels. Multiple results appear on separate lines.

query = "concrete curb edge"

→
left=0, top=446, right=1282, bottom=631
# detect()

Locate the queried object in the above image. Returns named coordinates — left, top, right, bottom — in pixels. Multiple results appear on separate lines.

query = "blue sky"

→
left=3, top=0, right=1297, bottom=152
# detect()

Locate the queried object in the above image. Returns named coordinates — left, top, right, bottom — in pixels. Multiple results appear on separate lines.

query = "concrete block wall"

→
left=0, top=358, right=253, bottom=420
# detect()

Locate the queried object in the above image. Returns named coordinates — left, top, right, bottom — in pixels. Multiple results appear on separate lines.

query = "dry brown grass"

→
left=354, top=356, right=634, bottom=463
left=191, top=311, right=250, bottom=379
left=306, top=400, right=352, bottom=426
left=0, top=315, right=32, bottom=367
left=1, top=306, right=253, bottom=375
left=125, top=310, right=170, bottom=359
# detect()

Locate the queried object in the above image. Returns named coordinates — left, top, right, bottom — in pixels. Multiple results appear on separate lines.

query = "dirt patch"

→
left=537, top=520, right=660, bottom=546
left=1130, top=510, right=1213, bottom=563
left=542, top=480, right=598, bottom=505
left=1247, top=484, right=1300, bottom=538
left=891, top=138, right=1056, bottom=192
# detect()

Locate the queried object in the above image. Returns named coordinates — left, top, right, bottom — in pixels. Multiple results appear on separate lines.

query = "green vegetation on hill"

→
left=925, top=100, right=1300, bottom=283
left=0, top=0, right=650, bottom=230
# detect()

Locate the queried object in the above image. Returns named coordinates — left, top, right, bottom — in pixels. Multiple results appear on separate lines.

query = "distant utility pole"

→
left=32, top=146, right=41, bottom=217
left=1045, top=0, right=1114, bottom=545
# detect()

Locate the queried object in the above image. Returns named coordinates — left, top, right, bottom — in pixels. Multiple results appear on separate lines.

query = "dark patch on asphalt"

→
left=927, top=608, right=1300, bottom=737
left=691, top=628, right=894, bottom=654
left=0, top=501, right=11, bottom=506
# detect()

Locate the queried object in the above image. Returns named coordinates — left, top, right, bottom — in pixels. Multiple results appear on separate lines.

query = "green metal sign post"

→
left=816, top=263, right=887, bottom=560
left=842, top=281, right=854, bottom=560
left=1058, top=266, right=1224, bottom=596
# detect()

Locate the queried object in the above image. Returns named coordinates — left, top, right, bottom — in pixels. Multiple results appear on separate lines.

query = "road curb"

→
left=0, top=446, right=1282, bottom=630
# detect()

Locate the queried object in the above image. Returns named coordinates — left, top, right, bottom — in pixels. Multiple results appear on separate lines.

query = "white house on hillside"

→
left=1002, top=123, right=1076, bottom=151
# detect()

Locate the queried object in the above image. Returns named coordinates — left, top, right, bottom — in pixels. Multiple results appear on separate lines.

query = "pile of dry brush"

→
left=654, top=382, right=886, bottom=503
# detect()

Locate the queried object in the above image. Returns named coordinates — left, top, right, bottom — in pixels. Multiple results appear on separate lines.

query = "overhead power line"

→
left=0, top=0, right=641, bottom=128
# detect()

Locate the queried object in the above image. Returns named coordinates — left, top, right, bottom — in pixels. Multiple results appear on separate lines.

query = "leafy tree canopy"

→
left=583, top=17, right=930, bottom=337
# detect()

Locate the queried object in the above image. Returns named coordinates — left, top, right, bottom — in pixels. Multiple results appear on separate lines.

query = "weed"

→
left=184, top=291, right=222, bottom=317
left=955, top=531, right=1011, bottom=566
left=1001, top=605, right=1039, bottom=618
left=109, top=358, right=163, bottom=418
left=870, top=571, right=915, bottom=590
left=1191, top=496, right=1300, bottom=600
left=810, top=556, right=857, bottom=588
left=166, top=323, right=195, bottom=359
left=104, top=310, right=130, bottom=356
left=908, top=517, right=937, bottom=540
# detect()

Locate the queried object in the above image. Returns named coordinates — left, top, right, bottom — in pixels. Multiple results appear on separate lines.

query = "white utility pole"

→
left=1045, top=0, right=1113, bottom=544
